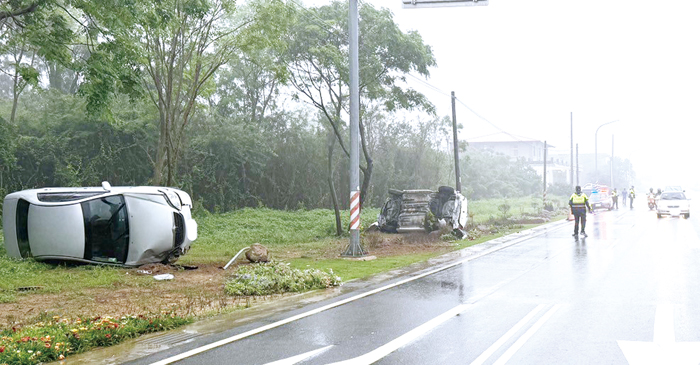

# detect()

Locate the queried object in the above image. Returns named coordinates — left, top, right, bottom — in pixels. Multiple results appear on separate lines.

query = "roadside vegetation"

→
left=0, top=196, right=567, bottom=364
left=0, top=0, right=578, bottom=362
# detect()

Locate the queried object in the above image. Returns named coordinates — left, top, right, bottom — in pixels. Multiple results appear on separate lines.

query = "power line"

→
left=406, top=73, right=521, bottom=141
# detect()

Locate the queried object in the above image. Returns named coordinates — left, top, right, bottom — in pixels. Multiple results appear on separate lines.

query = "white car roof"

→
left=5, top=185, right=183, bottom=206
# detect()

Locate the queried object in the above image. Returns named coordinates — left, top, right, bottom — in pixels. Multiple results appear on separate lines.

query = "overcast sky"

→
left=303, top=0, right=700, bottom=189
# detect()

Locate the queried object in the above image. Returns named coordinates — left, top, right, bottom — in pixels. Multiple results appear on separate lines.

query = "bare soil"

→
left=0, top=231, right=452, bottom=329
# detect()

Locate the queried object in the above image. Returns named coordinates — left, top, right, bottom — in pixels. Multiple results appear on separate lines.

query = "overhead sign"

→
left=402, top=0, right=489, bottom=9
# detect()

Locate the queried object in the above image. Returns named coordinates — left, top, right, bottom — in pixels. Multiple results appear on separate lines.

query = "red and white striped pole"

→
left=350, top=190, right=360, bottom=231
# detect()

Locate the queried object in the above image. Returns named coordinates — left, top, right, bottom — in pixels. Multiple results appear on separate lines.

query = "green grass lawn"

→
left=0, top=195, right=569, bottom=298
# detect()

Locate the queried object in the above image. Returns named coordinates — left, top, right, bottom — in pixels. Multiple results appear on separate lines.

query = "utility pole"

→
left=611, top=135, right=614, bottom=188
left=451, top=92, right=461, bottom=192
left=570, top=112, right=573, bottom=188
left=543, top=141, right=547, bottom=205
left=342, top=0, right=365, bottom=257
left=576, top=143, right=579, bottom=186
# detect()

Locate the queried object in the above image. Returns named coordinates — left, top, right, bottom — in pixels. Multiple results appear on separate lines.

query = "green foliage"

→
left=0, top=314, right=191, bottom=365
left=462, top=149, right=541, bottom=199
left=224, top=261, right=341, bottom=296
left=0, top=0, right=635, bottom=218
left=548, top=182, right=573, bottom=197
left=498, top=201, right=511, bottom=219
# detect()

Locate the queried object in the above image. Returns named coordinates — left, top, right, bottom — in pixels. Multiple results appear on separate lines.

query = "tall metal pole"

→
left=451, top=92, right=462, bottom=192
left=611, top=135, right=614, bottom=188
left=595, top=119, right=618, bottom=183
left=576, top=143, right=579, bottom=185
left=570, top=112, right=573, bottom=187
left=343, top=0, right=364, bottom=257
left=543, top=141, right=547, bottom=205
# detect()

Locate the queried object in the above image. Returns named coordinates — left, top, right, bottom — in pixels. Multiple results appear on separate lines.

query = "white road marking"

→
left=654, top=302, right=675, bottom=345
left=327, top=304, right=471, bottom=365
left=618, top=302, right=700, bottom=365
left=492, top=304, right=561, bottom=365
left=469, top=304, right=547, bottom=365
left=149, top=224, right=565, bottom=365
left=263, top=345, right=334, bottom=365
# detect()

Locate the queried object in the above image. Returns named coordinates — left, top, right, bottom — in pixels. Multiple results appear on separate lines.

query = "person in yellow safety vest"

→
left=612, top=188, right=619, bottom=210
left=629, top=186, right=636, bottom=209
left=569, top=185, right=593, bottom=237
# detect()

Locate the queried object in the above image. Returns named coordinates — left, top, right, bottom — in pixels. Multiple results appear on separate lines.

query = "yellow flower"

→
left=70, top=329, right=78, bottom=334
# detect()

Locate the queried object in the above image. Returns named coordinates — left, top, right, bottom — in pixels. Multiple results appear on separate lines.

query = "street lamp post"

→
left=595, top=120, right=618, bottom=182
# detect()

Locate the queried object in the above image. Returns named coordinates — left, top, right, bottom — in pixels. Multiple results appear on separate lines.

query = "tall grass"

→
left=184, top=207, right=380, bottom=264
left=468, top=195, right=568, bottom=224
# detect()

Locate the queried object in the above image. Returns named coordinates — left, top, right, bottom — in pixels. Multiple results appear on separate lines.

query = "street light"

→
left=595, top=119, right=618, bottom=181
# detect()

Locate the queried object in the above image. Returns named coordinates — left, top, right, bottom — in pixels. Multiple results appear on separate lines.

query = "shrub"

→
left=225, top=261, right=342, bottom=296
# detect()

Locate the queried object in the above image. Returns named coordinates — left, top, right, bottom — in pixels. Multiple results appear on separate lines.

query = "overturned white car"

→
left=376, top=186, right=468, bottom=237
left=2, top=182, right=198, bottom=266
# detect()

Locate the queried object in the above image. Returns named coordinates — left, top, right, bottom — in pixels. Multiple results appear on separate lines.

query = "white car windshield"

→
left=660, top=192, right=686, bottom=200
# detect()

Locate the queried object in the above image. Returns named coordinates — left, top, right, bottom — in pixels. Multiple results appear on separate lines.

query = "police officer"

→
left=612, top=188, right=619, bottom=209
left=629, top=186, right=636, bottom=209
left=569, top=185, right=593, bottom=237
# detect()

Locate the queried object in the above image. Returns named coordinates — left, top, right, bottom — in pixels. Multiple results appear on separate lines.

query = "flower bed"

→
left=0, top=313, right=191, bottom=365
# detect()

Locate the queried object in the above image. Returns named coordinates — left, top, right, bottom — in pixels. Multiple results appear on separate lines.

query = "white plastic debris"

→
left=153, top=274, right=174, bottom=281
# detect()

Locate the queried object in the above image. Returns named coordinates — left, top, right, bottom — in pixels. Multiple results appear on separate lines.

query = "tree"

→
left=73, top=0, right=292, bottom=186
left=286, top=1, right=435, bottom=234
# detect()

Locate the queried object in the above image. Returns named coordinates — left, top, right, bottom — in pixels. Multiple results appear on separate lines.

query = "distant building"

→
left=467, top=132, right=572, bottom=186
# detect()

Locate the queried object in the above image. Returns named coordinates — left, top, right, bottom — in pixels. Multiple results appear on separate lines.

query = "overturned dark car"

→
left=376, top=186, right=468, bottom=237
left=2, top=182, right=198, bottom=267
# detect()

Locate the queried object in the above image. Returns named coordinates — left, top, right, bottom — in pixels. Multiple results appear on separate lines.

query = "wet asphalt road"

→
left=125, top=205, right=700, bottom=365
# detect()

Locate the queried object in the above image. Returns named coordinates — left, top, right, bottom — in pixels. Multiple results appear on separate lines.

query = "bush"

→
left=225, top=261, right=342, bottom=296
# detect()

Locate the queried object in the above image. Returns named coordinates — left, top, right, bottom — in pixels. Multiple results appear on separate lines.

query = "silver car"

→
left=2, top=182, right=198, bottom=266
left=377, top=186, right=468, bottom=236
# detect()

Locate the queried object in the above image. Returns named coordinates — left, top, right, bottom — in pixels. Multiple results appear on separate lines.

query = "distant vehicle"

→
left=2, top=182, right=198, bottom=266
left=664, top=186, right=684, bottom=192
left=582, top=184, right=612, bottom=211
left=376, top=186, right=468, bottom=237
left=656, top=191, right=690, bottom=219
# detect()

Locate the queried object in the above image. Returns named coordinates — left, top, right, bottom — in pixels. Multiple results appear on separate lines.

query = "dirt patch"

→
left=0, top=231, right=453, bottom=329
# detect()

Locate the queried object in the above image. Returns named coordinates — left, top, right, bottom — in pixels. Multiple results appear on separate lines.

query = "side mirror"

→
left=101, top=181, right=112, bottom=191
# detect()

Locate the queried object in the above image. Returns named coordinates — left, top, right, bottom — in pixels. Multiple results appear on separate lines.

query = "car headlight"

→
left=162, top=190, right=182, bottom=210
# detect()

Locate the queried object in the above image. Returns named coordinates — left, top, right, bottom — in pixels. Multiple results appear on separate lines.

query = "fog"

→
left=307, top=0, right=700, bottom=190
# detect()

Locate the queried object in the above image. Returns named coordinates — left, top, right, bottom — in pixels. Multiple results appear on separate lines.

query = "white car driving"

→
left=656, top=191, right=690, bottom=219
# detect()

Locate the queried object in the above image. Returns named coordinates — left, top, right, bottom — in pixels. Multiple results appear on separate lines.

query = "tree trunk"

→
left=153, top=111, right=169, bottom=185
left=327, top=132, right=342, bottom=236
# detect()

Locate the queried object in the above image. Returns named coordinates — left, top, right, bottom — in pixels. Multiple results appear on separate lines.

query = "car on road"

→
left=656, top=191, right=690, bottom=218
left=589, top=190, right=613, bottom=211
left=664, top=186, right=684, bottom=192
left=2, top=182, right=198, bottom=266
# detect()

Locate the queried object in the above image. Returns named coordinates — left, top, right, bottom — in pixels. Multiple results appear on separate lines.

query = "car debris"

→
left=2, top=182, right=198, bottom=267
left=376, top=186, right=468, bottom=237
left=153, top=274, right=175, bottom=281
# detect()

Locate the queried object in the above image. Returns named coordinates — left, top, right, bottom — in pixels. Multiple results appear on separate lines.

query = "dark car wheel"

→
left=438, top=186, right=455, bottom=195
